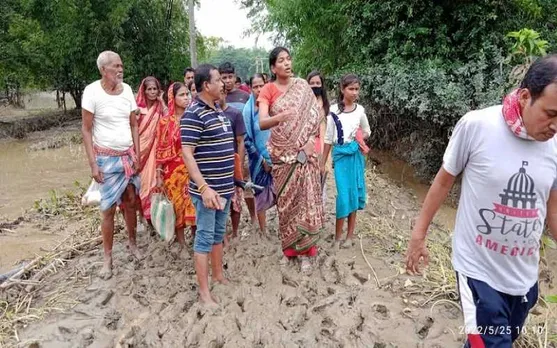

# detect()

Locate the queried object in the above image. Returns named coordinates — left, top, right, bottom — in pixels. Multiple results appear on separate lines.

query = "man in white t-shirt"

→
left=406, top=55, right=557, bottom=347
left=81, top=50, right=141, bottom=280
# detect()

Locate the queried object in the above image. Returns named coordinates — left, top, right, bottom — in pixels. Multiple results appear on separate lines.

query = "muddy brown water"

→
left=0, top=129, right=89, bottom=272
left=0, top=132, right=455, bottom=275
left=0, top=136, right=455, bottom=274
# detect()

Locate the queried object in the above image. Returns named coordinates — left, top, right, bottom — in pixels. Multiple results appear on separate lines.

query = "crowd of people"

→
left=81, top=47, right=371, bottom=305
left=81, top=47, right=557, bottom=346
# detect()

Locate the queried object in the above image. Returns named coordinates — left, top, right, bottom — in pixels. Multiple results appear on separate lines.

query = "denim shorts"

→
left=192, top=196, right=231, bottom=253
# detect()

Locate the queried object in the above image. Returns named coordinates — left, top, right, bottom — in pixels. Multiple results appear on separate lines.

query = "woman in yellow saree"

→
left=258, top=47, right=324, bottom=274
left=156, top=82, right=196, bottom=251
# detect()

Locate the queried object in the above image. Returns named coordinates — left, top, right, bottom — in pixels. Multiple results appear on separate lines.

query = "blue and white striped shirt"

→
left=180, top=97, right=235, bottom=199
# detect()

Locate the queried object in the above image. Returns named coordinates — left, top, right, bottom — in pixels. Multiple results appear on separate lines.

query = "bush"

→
left=327, top=44, right=509, bottom=179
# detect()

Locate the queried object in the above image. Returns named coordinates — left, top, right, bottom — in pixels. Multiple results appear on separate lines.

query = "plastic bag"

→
left=81, top=179, right=101, bottom=206
left=150, top=192, right=175, bottom=242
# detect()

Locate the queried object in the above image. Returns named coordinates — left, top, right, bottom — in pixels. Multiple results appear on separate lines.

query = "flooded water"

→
left=0, top=136, right=89, bottom=219
left=0, top=127, right=89, bottom=272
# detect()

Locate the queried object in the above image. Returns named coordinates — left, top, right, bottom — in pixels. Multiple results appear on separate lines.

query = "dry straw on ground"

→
left=360, top=169, right=556, bottom=347
left=0, top=169, right=555, bottom=347
left=0, top=184, right=102, bottom=345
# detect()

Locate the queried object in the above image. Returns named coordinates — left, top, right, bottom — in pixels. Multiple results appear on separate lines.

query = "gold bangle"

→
left=199, top=183, right=208, bottom=193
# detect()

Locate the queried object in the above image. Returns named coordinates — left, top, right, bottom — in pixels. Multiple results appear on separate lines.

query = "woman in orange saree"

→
left=136, top=76, right=165, bottom=221
left=156, top=82, right=196, bottom=251
left=258, top=47, right=324, bottom=274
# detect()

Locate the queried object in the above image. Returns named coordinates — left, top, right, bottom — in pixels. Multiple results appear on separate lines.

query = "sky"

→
left=195, top=0, right=274, bottom=50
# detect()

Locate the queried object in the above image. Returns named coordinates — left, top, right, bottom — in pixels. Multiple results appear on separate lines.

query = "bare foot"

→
left=178, top=247, right=189, bottom=260
left=199, top=293, right=219, bottom=308
left=341, top=239, right=355, bottom=249
left=259, top=230, right=272, bottom=241
left=332, top=240, right=341, bottom=251
left=128, top=244, right=143, bottom=261
left=100, top=257, right=113, bottom=280
left=212, top=277, right=229, bottom=285
left=250, top=217, right=258, bottom=227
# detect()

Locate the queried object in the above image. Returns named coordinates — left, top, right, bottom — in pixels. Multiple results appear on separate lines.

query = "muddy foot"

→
left=212, top=277, right=230, bottom=285
left=170, top=243, right=188, bottom=260
left=128, top=244, right=143, bottom=261
left=179, top=247, right=190, bottom=260
left=332, top=240, right=341, bottom=251
left=99, top=260, right=113, bottom=280
left=279, top=255, right=291, bottom=266
left=200, top=293, right=219, bottom=308
left=341, top=239, right=355, bottom=249
left=259, top=231, right=272, bottom=241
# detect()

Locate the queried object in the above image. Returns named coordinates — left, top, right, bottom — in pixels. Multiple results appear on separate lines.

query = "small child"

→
left=320, top=74, right=371, bottom=249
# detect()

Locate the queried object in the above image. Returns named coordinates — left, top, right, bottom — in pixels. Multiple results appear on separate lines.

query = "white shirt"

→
left=444, top=105, right=557, bottom=295
left=324, top=104, right=371, bottom=145
left=82, top=80, right=138, bottom=151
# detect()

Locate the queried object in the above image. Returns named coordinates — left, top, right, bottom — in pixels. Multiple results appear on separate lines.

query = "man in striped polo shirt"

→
left=181, top=64, right=235, bottom=307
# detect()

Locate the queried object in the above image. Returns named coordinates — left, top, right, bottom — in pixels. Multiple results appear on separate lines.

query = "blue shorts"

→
left=192, top=196, right=231, bottom=254
left=457, top=273, right=538, bottom=348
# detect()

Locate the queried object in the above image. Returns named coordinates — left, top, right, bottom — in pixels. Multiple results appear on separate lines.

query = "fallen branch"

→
left=359, top=235, right=380, bottom=288
left=25, top=260, right=64, bottom=293
left=0, top=236, right=101, bottom=291
left=0, top=257, right=43, bottom=290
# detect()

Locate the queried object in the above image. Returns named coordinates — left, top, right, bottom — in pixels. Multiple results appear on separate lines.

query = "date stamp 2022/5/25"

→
left=459, top=325, right=546, bottom=336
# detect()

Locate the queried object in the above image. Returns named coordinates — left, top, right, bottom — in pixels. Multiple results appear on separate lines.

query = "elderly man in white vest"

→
left=81, top=50, right=142, bottom=280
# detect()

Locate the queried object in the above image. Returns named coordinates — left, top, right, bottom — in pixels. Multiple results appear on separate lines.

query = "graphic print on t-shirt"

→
left=475, top=161, right=542, bottom=257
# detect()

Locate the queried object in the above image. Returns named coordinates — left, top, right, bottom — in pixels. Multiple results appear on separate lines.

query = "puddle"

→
left=0, top=128, right=89, bottom=272
left=0, top=139, right=89, bottom=219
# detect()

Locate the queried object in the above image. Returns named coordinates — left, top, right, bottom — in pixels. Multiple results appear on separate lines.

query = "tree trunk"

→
left=188, top=0, right=197, bottom=68
left=70, top=88, right=83, bottom=110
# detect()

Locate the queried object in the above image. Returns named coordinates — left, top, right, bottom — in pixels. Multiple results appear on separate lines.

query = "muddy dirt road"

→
left=0, top=122, right=555, bottom=348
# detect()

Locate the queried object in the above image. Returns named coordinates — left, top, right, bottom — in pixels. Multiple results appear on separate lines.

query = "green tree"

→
left=1, top=0, right=200, bottom=109
left=242, top=0, right=557, bottom=179
left=0, top=0, right=47, bottom=106
left=206, top=45, right=269, bottom=81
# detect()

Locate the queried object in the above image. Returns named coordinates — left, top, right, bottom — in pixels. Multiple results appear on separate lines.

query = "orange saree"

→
left=136, top=78, right=164, bottom=220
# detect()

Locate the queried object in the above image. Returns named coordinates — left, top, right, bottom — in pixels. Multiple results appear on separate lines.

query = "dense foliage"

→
left=205, top=45, right=269, bottom=82
left=242, top=0, right=557, bottom=179
left=1, top=0, right=198, bottom=108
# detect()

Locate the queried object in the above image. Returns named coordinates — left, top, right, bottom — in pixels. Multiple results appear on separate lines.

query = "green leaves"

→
left=542, top=234, right=557, bottom=250
left=204, top=46, right=269, bottom=81
left=1, top=0, right=198, bottom=108
left=545, top=295, right=557, bottom=304
left=507, top=28, right=549, bottom=58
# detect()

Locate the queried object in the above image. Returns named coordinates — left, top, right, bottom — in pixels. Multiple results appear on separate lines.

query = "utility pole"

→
left=188, top=0, right=198, bottom=68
